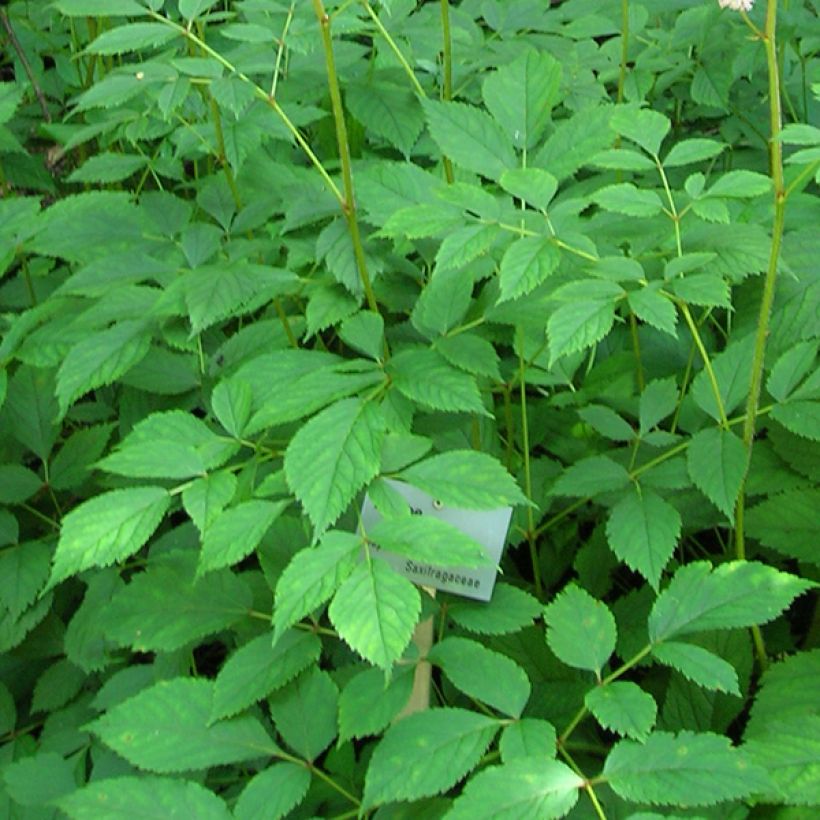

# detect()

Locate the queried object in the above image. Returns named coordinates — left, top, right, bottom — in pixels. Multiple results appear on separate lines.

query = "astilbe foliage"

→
left=0, top=0, right=817, bottom=817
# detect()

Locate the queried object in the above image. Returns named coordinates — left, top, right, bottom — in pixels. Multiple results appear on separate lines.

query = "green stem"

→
left=270, top=1, right=295, bottom=98
left=617, top=0, right=629, bottom=104
left=312, top=0, right=381, bottom=317
left=517, top=328, right=541, bottom=599
left=440, top=0, right=455, bottom=183
left=361, top=0, right=425, bottom=97
left=628, top=309, right=644, bottom=392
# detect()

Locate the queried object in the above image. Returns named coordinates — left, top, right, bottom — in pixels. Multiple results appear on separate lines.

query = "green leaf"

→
left=422, top=99, right=515, bottom=180
left=770, top=400, right=820, bottom=441
left=412, top=267, right=473, bottom=336
left=185, top=265, right=297, bottom=336
left=55, top=0, right=147, bottom=14
left=544, top=584, right=616, bottom=674
left=273, top=531, right=361, bottom=642
left=434, top=224, right=499, bottom=273
left=548, top=282, right=623, bottom=365
left=767, top=341, right=818, bottom=401
left=604, top=731, right=769, bottom=806
left=706, top=170, right=771, bottom=199
left=369, top=516, right=493, bottom=568
left=56, top=320, right=152, bottom=416
left=687, top=428, right=747, bottom=519
left=551, top=455, right=631, bottom=498
left=628, top=285, right=678, bottom=336
left=482, top=50, right=561, bottom=149
left=0, top=541, right=50, bottom=619
left=86, top=22, right=177, bottom=55
left=211, top=378, right=252, bottom=438
left=329, top=559, right=420, bottom=669
left=498, top=237, right=560, bottom=302
left=499, top=718, right=557, bottom=762
left=67, top=152, right=147, bottom=184
left=49, top=487, right=170, bottom=587
left=428, top=637, right=531, bottom=717
left=671, top=272, right=731, bottom=307
left=577, top=405, right=634, bottom=442
left=592, top=183, right=664, bottom=217
left=649, top=561, right=814, bottom=643
left=339, top=311, right=384, bottom=361
left=59, top=777, right=232, bottom=820
left=3, top=364, right=58, bottom=459
left=98, top=410, right=236, bottom=479
left=182, top=470, right=237, bottom=534
left=104, top=556, right=252, bottom=652
left=49, top=423, right=114, bottom=491
left=691, top=337, right=754, bottom=422
left=652, top=641, right=740, bottom=695
left=663, top=139, right=725, bottom=167
left=445, top=758, right=582, bottom=820
left=745, top=488, right=819, bottom=564
left=32, top=658, right=85, bottom=713
left=606, top=487, right=681, bottom=589
left=362, top=708, right=499, bottom=808
left=268, top=668, right=338, bottom=761
left=585, top=681, right=657, bottom=741
left=447, top=584, right=541, bottom=635
left=338, top=665, right=415, bottom=743
left=610, top=107, right=671, bottom=156
left=347, top=81, right=423, bottom=159
left=199, top=499, right=287, bottom=575
left=2, top=751, right=76, bottom=806
left=435, top=333, right=501, bottom=381
left=233, top=764, right=311, bottom=820
left=591, top=148, right=655, bottom=171
left=284, top=398, right=384, bottom=539
left=398, top=450, right=525, bottom=509
left=535, top=106, right=614, bottom=181
left=88, top=678, right=276, bottom=772
left=500, top=167, right=558, bottom=211
left=640, top=378, right=678, bottom=434
left=389, top=348, right=488, bottom=415
left=211, top=630, right=321, bottom=721
left=0, top=464, right=41, bottom=503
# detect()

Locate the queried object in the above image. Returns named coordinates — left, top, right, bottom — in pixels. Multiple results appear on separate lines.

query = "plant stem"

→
left=439, top=0, right=455, bottom=183
left=312, top=0, right=380, bottom=316
left=1, top=9, right=51, bottom=123
left=361, top=1, right=425, bottom=97
left=518, top=328, right=542, bottom=599
left=617, top=0, right=629, bottom=104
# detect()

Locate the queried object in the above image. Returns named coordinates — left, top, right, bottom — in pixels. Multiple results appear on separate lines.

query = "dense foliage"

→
left=0, top=0, right=818, bottom=817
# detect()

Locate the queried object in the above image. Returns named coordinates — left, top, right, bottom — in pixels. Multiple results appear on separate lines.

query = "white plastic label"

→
left=361, top=479, right=512, bottom=601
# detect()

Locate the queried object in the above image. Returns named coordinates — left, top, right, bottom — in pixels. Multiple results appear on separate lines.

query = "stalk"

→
left=311, top=0, right=380, bottom=315
left=439, top=0, right=455, bottom=183
left=617, top=0, right=629, bottom=104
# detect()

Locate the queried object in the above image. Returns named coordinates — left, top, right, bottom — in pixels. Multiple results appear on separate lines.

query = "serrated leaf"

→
left=482, top=50, right=561, bottom=149
left=98, top=410, right=236, bottom=479
left=233, top=763, right=311, bottom=820
left=649, top=561, right=814, bottom=643
left=31, top=658, right=85, bottom=713
left=389, top=348, right=488, bottom=415
left=2, top=751, right=76, bottom=806
left=606, top=487, right=681, bottom=589
left=770, top=400, right=820, bottom=441
left=745, top=488, right=819, bottom=564
left=663, top=139, right=725, bottom=167
left=610, top=107, right=670, bottom=156
left=591, top=148, right=656, bottom=171
left=706, top=170, right=771, bottom=199
left=593, top=183, right=664, bottom=217
left=577, top=405, right=634, bottom=441
left=329, top=559, right=420, bottom=669
left=544, top=584, right=616, bottom=674
left=500, top=167, right=558, bottom=211
left=55, top=0, right=146, bottom=14
left=585, top=681, right=657, bottom=740
left=284, top=398, right=384, bottom=539
left=86, top=23, right=177, bottom=55
left=498, top=237, right=560, bottom=302
left=347, top=81, right=423, bottom=158
left=422, top=99, right=515, bottom=180
left=88, top=678, right=276, bottom=772
left=398, top=450, right=525, bottom=509
left=182, top=470, right=237, bottom=534
left=535, top=106, right=614, bottom=181
left=363, top=708, right=499, bottom=808
left=551, top=455, right=631, bottom=497
left=0, top=541, right=50, bottom=619
left=211, top=377, right=252, bottom=438
left=266, top=667, right=338, bottom=762
left=628, top=286, right=678, bottom=336
left=445, top=758, right=582, bottom=820
left=199, top=499, right=287, bottom=575
left=548, top=282, right=622, bottom=365
left=370, top=516, right=493, bottom=568
left=435, top=333, right=501, bottom=381
left=652, top=641, right=740, bottom=695
left=211, top=630, right=321, bottom=721
left=67, top=152, right=147, bottom=183
left=428, top=637, right=530, bottom=717
left=691, top=337, right=754, bottom=422
left=273, top=531, right=361, bottom=642
left=671, top=272, right=731, bottom=307
left=640, top=378, right=678, bottom=434
left=49, top=487, right=170, bottom=587
left=104, top=557, right=251, bottom=652
left=687, top=428, right=747, bottom=519
left=434, top=224, right=499, bottom=273
left=338, top=665, right=414, bottom=743
left=767, top=341, right=818, bottom=402
left=604, top=731, right=769, bottom=806
left=447, top=584, right=541, bottom=635
left=56, top=320, right=152, bottom=416
left=339, top=311, right=384, bottom=361
left=499, top=718, right=557, bottom=762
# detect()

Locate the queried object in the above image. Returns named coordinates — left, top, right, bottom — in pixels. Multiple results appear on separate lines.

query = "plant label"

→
left=361, top=479, right=512, bottom=601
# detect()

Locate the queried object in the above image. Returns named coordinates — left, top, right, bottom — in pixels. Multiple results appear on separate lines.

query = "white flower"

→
left=718, top=0, right=754, bottom=10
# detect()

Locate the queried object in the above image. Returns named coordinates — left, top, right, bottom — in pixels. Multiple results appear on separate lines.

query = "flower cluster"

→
left=718, top=0, right=755, bottom=10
